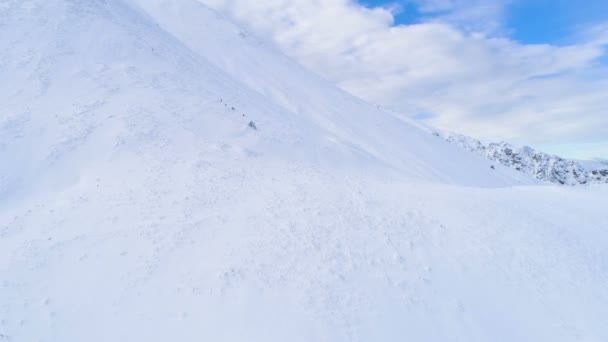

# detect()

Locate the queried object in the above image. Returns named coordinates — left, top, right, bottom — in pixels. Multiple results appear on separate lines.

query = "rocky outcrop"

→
left=435, top=132, right=608, bottom=185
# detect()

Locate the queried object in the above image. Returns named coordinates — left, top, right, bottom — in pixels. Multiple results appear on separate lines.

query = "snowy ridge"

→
left=578, top=158, right=608, bottom=171
left=435, top=132, right=608, bottom=185
left=127, top=0, right=534, bottom=187
left=0, top=0, right=533, bottom=194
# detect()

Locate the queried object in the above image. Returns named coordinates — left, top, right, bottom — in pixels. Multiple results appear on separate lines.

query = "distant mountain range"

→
left=434, top=132, right=608, bottom=185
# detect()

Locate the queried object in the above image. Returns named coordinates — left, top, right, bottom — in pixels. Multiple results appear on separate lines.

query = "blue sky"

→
left=352, top=0, right=608, bottom=158
left=360, top=0, right=608, bottom=46
left=507, top=0, right=608, bottom=45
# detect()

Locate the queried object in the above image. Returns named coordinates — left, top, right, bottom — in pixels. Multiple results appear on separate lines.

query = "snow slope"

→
left=0, top=0, right=533, bottom=204
left=579, top=158, right=608, bottom=172
left=3, top=166, right=608, bottom=341
left=1, top=0, right=608, bottom=341
left=128, top=0, right=535, bottom=187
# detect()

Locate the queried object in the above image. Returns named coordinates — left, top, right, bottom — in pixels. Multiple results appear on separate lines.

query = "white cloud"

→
left=410, top=0, right=511, bottom=33
left=198, top=0, right=608, bottom=158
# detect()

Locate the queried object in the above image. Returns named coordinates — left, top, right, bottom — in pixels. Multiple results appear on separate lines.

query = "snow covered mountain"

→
left=435, top=132, right=608, bottom=185
left=579, top=158, right=608, bottom=171
left=1, top=1, right=608, bottom=341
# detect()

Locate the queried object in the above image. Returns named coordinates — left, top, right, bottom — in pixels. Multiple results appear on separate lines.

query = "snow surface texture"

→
left=436, top=132, right=608, bottom=186
left=1, top=0, right=608, bottom=341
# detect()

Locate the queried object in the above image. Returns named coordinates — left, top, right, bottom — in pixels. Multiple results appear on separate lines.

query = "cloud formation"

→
left=409, top=0, right=511, bottom=33
left=198, top=0, right=608, bottom=158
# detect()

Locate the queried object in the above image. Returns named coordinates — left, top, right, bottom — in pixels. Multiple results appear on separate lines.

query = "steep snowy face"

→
left=0, top=0, right=531, bottom=194
left=436, top=132, right=608, bottom=185
left=0, top=0, right=402, bottom=206
left=127, top=0, right=536, bottom=187
left=0, top=0, right=275, bottom=204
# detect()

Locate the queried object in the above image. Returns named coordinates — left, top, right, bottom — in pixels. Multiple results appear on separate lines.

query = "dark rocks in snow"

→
left=436, top=132, right=608, bottom=186
left=248, top=121, right=257, bottom=130
left=592, top=169, right=608, bottom=177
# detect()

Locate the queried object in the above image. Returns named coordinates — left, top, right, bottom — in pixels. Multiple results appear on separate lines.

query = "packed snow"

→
left=1, top=0, right=607, bottom=341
